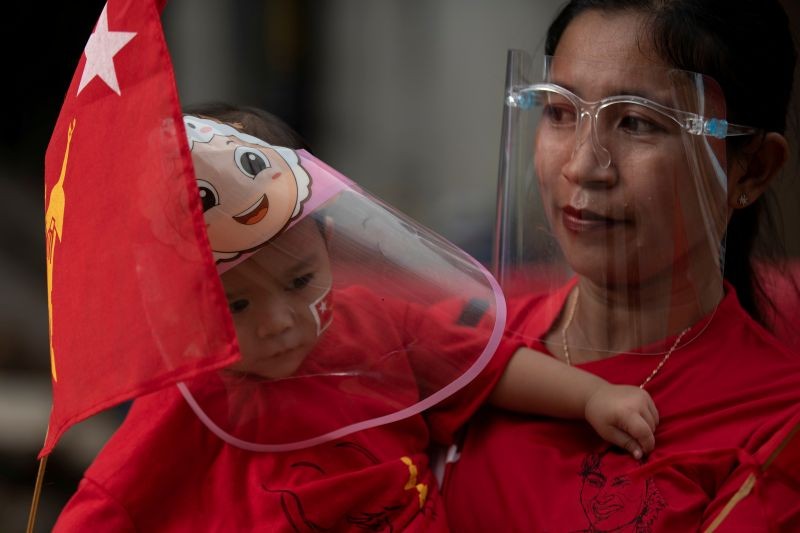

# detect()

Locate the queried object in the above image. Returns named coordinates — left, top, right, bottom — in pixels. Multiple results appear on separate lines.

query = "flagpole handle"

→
left=26, top=455, right=48, bottom=533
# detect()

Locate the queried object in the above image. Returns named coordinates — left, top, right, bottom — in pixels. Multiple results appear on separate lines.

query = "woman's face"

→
left=537, top=10, right=728, bottom=287
left=221, top=218, right=333, bottom=379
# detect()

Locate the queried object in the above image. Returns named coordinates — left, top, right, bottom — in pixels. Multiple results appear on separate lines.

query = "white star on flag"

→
left=77, top=3, right=137, bottom=96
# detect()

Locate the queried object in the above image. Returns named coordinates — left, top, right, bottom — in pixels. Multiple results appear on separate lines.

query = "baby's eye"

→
left=228, top=299, right=250, bottom=314
left=290, top=273, right=314, bottom=290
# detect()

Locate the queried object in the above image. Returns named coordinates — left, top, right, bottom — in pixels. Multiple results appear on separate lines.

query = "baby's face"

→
left=221, top=218, right=332, bottom=379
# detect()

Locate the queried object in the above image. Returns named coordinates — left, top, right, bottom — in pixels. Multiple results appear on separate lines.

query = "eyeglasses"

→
left=508, top=83, right=759, bottom=168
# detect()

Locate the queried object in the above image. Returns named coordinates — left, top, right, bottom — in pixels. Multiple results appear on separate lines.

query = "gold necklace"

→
left=560, top=287, right=691, bottom=389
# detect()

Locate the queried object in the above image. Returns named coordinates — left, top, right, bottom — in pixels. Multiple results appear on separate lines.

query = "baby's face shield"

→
left=179, top=116, right=505, bottom=451
left=496, top=52, right=754, bottom=354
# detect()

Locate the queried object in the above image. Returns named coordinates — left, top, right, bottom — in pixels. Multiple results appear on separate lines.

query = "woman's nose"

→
left=562, top=114, right=617, bottom=187
left=255, top=300, right=295, bottom=338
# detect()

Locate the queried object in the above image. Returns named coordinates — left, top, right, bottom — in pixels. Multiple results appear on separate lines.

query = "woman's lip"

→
left=561, top=206, right=626, bottom=232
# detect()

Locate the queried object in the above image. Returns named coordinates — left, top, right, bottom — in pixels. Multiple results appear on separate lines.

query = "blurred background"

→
left=2, top=1, right=798, bottom=530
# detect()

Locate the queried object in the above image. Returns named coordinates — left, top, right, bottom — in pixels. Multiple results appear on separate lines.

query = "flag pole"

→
left=26, top=455, right=48, bottom=533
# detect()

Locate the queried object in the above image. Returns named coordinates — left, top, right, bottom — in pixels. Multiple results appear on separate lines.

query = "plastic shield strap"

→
left=178, top=135, right=505, bottom=451
left=496, top=51, right=734, bottom=356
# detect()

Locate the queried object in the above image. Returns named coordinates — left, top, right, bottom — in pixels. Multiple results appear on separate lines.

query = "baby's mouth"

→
left=233, top=195, right=269, bottom=225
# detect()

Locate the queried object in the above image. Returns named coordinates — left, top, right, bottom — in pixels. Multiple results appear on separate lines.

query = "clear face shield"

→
left=178, top=116, right=505, bottom=451
left=496, top=52, right=756, bottom=357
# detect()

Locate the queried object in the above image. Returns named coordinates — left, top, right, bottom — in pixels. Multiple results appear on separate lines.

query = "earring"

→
left=737, top=192, right=748, bottom=207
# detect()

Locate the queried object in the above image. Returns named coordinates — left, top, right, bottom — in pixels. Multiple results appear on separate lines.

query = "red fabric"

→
left=443, top=284, right=800, bottom=532
left=53, top=288, right=516, bottom=531
left=42, top=0, right=238, bottom=456
left=706, top=410, right=800, bottom=531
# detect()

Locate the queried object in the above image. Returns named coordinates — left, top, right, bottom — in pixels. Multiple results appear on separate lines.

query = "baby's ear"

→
left=323, top=215, right=335, bottom=242
left=728, top=132, right=789, bottom=209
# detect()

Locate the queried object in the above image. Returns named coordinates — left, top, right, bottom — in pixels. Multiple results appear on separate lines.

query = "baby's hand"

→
left=584, top=384, right=659, bottom=460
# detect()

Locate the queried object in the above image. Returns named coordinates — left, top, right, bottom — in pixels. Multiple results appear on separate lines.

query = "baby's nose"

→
left=256, top=301, right=295, bottom=338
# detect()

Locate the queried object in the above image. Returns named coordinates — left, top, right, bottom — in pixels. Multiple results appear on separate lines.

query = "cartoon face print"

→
left=184, top=115, right=311, bottom=263
left=221, top=217, right=333, bottom=379
left=578, top=448, right=665, bottom=532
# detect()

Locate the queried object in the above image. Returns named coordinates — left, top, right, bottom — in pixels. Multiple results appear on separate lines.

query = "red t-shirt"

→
left=53, top=287, right=515, bottom=532
left=443, top=284, right=800, bottom=532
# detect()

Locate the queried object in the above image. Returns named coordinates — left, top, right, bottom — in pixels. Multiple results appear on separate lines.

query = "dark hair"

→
left=182, top=102, right=312, bottom=151
left=545, top=0, right=798, bottom=327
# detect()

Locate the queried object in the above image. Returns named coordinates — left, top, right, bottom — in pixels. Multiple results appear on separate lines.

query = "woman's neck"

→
left=560, top=270, right=723, bottom=362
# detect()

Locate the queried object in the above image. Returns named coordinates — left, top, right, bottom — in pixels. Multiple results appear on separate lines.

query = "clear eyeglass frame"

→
left=509, top=82, right=760, bottom=139
left=507, top=82, right=760, bottom=168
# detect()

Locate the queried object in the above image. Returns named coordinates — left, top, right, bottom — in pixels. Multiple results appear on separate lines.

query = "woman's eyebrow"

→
left=554, top=80, right=667, bottom=103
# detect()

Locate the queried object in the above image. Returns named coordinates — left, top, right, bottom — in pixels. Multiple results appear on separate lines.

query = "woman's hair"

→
left=545, top=0, right=798, bottom=327
left=182, top=102, right=312, bottom=152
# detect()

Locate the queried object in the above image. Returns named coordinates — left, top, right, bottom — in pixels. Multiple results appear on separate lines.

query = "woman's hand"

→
left=585, top=384, right=659, bottom=460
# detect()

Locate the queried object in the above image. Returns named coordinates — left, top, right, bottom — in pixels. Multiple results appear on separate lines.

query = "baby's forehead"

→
left=279, top=217, right=327, bottom=247
left=249, top=217, right=326, bottom=257
left=225, top=227, right=327, bottom=281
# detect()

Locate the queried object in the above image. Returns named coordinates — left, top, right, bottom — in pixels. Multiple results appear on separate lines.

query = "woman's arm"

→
left=490, top=347, right=659, bottom=458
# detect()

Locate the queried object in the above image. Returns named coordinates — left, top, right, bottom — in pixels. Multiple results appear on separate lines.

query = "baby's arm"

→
left=489, top=347, right=658, bottom=459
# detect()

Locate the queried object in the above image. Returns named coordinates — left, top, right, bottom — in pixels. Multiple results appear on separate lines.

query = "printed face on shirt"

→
left=535, top=10, right=728, bottom=286
left=221, top=217, right=332, bottom=379
left=579, top=449, right=647, bottom=531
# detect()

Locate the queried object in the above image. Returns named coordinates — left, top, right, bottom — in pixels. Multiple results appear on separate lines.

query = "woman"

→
left=443, top=0, right=800, bottom=530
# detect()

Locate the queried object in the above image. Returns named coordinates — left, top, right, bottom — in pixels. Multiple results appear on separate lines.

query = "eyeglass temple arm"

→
left=685, top=118, right=760, bottom=139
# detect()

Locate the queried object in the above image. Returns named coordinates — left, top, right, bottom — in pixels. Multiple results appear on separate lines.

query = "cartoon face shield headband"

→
left=495, top=52, right=755, bottom=356
left=178, top=115, right=506, bottom=452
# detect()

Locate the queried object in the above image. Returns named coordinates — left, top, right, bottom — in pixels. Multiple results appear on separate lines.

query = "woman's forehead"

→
left=549, top=61, right=676, bottom=103
left=552, top=10, right=675, bottom=99
left=556, top=10, right=659, bottom=64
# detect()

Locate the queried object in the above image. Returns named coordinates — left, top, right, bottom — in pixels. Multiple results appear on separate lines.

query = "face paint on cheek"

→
left=309, top=285, right=334, bottom=336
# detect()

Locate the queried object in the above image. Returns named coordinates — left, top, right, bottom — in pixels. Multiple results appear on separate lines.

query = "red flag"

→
left=42, top=0, right=238, bottom=456
left=704, top=410, right=800, bottom=531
